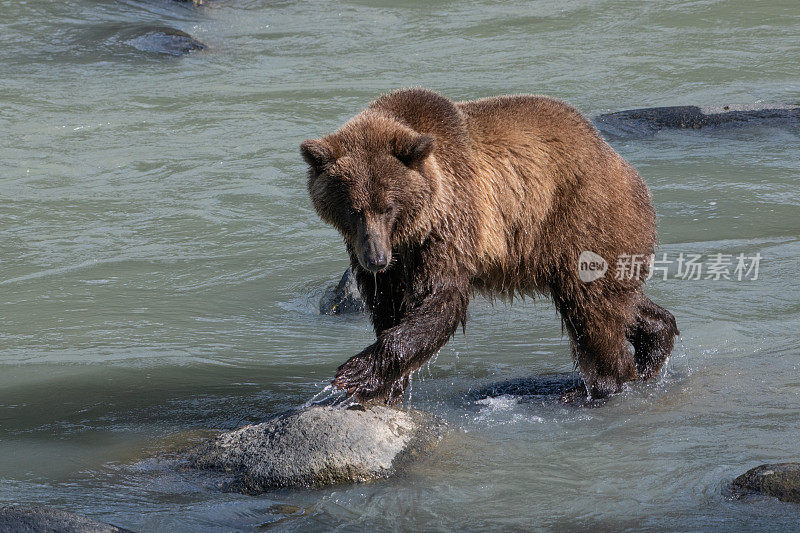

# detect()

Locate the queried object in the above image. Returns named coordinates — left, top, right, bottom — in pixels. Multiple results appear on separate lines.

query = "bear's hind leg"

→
left=627, top=295, right=679, bottom=380
left=565, top=311, right=638, bottom=400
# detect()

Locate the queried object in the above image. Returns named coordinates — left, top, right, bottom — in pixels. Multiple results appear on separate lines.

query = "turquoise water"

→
left=1, top=0, right=799, bottom=531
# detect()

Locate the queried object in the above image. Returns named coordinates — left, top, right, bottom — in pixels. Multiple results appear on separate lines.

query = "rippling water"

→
left=1, top=1, right=799, bottom=531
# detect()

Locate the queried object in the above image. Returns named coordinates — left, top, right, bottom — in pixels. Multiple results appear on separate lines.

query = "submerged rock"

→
left=319, top=267, right=365, bottom=315
left=594, top=103, right=799, bottom=136
left=186, top=405, right=444, bottom=493
left=123, top=26, right=206, bottom=56
left=468, top=372, right=583, bottom=402
left=0, top=505, right=134, bottom=533
left=731, top=462, right=800, bottom=503
left=466, top=372, right=597, bottom=405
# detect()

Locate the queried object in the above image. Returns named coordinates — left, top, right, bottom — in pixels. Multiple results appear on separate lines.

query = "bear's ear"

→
left=395, top=134, right=435, bottom=168
left=300, top=138, right=334, bottom=171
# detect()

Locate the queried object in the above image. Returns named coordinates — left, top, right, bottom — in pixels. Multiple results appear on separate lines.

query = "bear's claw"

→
left=332, top=351, right=394, bottom=403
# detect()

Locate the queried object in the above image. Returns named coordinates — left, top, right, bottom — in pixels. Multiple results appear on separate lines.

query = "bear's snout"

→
left=355, top=217, right=392, bottom=272
left=359, top=238, right=390, bottom=272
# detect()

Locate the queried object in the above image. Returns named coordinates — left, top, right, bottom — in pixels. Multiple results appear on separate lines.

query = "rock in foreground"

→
left=186, top=405, right=443, bottom=493
left=731, top=462, right=800, bottom=503
left=0, top=506, right=133, bottom=533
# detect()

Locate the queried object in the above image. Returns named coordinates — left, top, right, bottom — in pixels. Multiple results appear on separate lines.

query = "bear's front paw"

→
left=331, top=350, right=395, bottom=403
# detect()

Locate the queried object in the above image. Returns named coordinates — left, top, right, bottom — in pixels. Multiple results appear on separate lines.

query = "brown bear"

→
left=301, top=88, right=678, bottom=403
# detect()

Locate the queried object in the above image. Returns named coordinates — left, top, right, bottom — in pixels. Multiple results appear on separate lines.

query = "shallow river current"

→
left=1, top=1, right=799, bottom=531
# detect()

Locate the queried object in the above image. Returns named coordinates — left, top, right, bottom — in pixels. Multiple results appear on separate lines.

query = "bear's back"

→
left=450, top=95, right=655, bottom=295
left=455, top=95, right=604, bottom=156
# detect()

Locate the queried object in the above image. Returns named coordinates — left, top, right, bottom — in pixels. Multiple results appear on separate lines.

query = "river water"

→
left=1, top=1, right=799, bottom=531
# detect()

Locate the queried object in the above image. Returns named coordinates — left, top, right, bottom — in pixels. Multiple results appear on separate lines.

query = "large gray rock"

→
left=594, top=103, right=799, bottom=136
left=186, top=405, right=444, bottom=493
left=731, top=462, right=800, bottom=503
left=0, top=506, right=134, bottom=533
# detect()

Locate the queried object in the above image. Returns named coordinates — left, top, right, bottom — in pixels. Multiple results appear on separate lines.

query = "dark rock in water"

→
left=0, top=505, right=134, bottom=533
left=731, top=463, right=800, bottom=503
left=594, top=103, right=800, bottom=136
left=259, top=504, right=312, bottom=528
left=123, top=26, right=206, bottom=56
left=319, top=267, right=365, bottom=315
left=185, top=405, right=444, bottom=493
left=467, top=372, right=584, bottom=402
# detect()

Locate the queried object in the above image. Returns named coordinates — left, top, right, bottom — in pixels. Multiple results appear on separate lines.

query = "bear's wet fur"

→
left=301, top=88, right=679, bottom=403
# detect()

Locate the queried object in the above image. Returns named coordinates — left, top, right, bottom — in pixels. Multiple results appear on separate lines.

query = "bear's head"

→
left=301, top=114, right=437, bottom=273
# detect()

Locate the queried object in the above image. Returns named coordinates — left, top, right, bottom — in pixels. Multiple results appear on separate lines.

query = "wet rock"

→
left=467, top=372, right=584, bottom=402
left=594, top=103, right=799, bottom=136
left=123, top=26, right=206, bottom=56
left=186, top=405, right=444, bottom=493
left=0, top=505, right=134, bottom=533
left=731, top=462, right=800, bottom=503
left=319, top=267, right=365, bottom=315
left=259, top=504, right=312, bottom=528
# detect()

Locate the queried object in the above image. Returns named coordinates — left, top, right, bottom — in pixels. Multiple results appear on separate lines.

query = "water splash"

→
left=302, top=384, right=346, bottom=408
left=676, top=334, right=692, bottom=377
left=332, top=397, right=362, bottom=410
left=424, top=349, right=441, bottom=379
